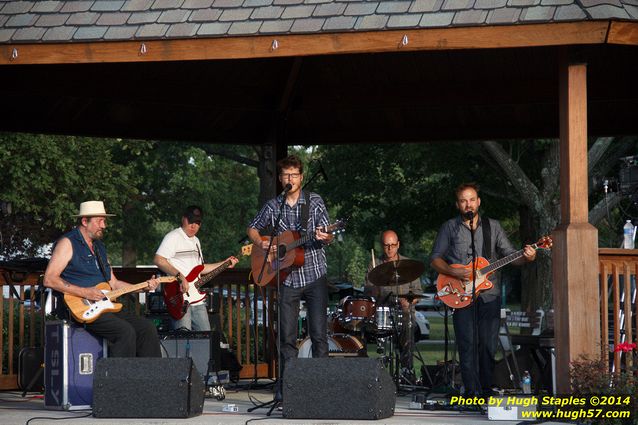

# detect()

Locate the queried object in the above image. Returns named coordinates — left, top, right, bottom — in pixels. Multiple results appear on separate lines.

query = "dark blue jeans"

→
left=453, top=296, right=500, bottom=396
left=279, top=276, right=328, bottom=371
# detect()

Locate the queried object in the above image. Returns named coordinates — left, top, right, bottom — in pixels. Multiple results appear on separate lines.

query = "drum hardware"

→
left=367, top=258, right=433, bottom=392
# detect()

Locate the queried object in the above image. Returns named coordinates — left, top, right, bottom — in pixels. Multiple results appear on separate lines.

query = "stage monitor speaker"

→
left=93, top=357, right=204, bottom=418
left=282, top=357, right=396, bottom=419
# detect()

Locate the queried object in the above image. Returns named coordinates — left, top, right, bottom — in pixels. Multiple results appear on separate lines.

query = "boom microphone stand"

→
left=248, top=184, right=290, bottom=415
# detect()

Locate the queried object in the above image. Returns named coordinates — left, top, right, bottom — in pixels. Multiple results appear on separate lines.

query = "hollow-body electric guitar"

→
left=162, top=244, right=253, bottom=320
left=250, top=218, right=347, bottom=286
left=65, top=277, right=176, bottom=323
left=436, top=236, right=552, bottom=309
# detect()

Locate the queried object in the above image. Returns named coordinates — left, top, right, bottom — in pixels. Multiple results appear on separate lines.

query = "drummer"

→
left=364, top=230, right=423, bottom=373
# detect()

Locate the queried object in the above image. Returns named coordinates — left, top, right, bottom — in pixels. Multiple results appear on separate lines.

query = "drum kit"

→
left=310, top=259, right=431, bottom=389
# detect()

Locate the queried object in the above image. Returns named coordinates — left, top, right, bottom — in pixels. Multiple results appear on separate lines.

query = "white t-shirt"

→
left=156, top=227, right=205, bottom=305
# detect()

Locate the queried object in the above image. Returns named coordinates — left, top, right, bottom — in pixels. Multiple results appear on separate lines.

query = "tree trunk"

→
left=257, top=144, right=277, bottom=206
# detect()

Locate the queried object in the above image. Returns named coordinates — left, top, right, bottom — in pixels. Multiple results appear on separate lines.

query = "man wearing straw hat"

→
left=44, top=201, right=161, bottom=357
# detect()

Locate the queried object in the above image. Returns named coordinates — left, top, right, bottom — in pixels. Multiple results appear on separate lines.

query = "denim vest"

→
left=60, top=227, right=111, bottom=288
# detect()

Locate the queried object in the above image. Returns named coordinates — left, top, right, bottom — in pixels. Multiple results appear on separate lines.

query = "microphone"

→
left=280, top=183, right=292, bottom=196
left=463, top=211, right=474, bottom=221
left=318, top=160, right=329, bottom=181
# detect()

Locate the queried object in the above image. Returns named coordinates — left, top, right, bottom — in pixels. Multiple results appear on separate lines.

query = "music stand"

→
left=247, top=190, right=287, bottom=416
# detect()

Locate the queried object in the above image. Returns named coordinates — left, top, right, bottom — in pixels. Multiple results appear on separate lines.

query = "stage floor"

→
left=0, top=382, right=558, bottom=425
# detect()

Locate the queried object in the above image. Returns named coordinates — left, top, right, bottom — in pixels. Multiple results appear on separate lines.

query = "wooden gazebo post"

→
left=553, top=55, right=601, bottom=392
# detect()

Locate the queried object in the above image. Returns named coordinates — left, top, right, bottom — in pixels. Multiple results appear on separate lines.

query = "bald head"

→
left=381, top=230, right=400, bottom=261
left=381, top=230, right=398, bottom=243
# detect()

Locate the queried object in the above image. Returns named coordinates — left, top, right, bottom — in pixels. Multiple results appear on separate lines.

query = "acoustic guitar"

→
left=436, top=236, right=552, bottom=309
left=162, top=244, right=253, bottom=320
left=250, top=218, right=347, bottom=286
left=64, top=276, right=176, bottom=323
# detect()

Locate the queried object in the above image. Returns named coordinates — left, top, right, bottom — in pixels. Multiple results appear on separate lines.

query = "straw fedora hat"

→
left=73, top=201, right=115, bottom=217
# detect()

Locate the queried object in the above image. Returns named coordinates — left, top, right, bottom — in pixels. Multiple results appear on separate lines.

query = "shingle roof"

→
left=0, top=0, right=636, bottom=43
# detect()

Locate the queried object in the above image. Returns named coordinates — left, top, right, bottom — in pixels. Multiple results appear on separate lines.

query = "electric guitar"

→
left=250, top=218, right=347, bottom=287
left=436, top=236, right=553, bottom=309
left=64, top=276, right=176, bottom=323
left=162, top=244, right=253, bottom=320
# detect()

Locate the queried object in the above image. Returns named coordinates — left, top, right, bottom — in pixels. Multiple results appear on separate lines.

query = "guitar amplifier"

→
left=160, top=331, right=219, bottom=377
left=44, top=320, right=108, bottom=410
left=146, top=313, right=171, bottom=333
left=146, top=292, right=168, bottom=314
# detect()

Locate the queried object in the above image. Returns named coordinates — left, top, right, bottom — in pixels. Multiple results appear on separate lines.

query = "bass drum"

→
left=297, top=334, right=366, bottom=358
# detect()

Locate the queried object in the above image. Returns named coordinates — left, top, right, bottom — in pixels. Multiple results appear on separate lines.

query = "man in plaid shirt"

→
left=247, top=155, right=334, bottom=386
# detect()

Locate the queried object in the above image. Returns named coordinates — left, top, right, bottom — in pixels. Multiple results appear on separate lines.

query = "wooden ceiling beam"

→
left=0, top=21, right=609, bottom=66
left=607, top=21, right=638, bottom=45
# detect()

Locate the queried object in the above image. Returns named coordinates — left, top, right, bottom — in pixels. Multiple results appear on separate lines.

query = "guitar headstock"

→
left=325, top=217, right=348, bottom=235
left=241, top=244, right=253, bottom=256
left=535, top=236, right=553, bottom=250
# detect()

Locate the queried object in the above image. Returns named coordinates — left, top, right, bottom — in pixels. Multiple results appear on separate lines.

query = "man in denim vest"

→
left=44, top=201, right=161, bottom=357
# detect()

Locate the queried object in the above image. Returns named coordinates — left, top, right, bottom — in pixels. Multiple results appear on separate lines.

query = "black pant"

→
left=279, top=276, right=328, bottom=371
left=453, top=296, right=500, bottom=396
left=84, top=306, right=161, bottom=358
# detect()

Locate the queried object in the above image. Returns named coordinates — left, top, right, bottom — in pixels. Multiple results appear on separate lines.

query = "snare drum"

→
left=297, top=334, right=366, bottom=358
left=337, top=296, right=376, bottom=331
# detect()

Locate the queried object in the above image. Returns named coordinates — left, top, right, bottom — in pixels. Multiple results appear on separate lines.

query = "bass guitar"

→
left=436, top=236, right=552, bottom=309
left=65, top=276, right=176, bottom=323
left=162, top=244, right=253, bottom=320
left=250, top=218, right=347, bottom=286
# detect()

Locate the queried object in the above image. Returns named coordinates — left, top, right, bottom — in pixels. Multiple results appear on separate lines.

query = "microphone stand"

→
left=300, top=168, right=323, bottom=191
left=248, top=188, right=288, bottom=415
left=468, top=213, right=480, bottom=395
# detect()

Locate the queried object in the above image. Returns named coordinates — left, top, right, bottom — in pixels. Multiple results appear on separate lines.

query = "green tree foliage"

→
left=0, top=133, right=139, bottom=257
left=313, top=143, right=521, bottom=265
left=0, top=133, right=259, bottom=267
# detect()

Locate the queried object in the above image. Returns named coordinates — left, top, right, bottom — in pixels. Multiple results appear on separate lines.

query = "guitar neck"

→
left=481, top=243, right=539, bottom=275
left=106, top=281, right=150, bottom=300
left=106, top=276, right=174, bottom=300
left=287, top=233, right=314, bottom=250
left=196, top=259, right=233, bottom=289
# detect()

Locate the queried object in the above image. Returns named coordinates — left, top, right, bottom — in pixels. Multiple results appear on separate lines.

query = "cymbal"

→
left=367, top=259, right=425, bottom=286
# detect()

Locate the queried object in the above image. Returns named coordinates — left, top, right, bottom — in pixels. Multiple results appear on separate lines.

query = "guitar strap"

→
left=94, top=243, right=133, bottom=312
left=93, top=243, right=111, bottom=282
left=196, top=242, right=204, bottom=265
left=300, top=190, right=310, bottom=235
left=481, top=217, right=492, bottom=260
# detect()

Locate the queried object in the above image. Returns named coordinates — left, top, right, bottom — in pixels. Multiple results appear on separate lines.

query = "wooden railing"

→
left=599, top=248, right=638, bottom=373
left=0, top=267, right=43, bottom=390
left=0, top=265, right=277, bottom=390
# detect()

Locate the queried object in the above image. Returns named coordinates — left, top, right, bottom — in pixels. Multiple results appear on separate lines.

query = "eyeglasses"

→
left=280, top=173, right=301, bottom=179
left=383, top=243, right=399, bottom=248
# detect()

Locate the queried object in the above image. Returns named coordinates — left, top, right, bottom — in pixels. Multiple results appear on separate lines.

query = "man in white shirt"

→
left=154, top=206, right=238, bottom=331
